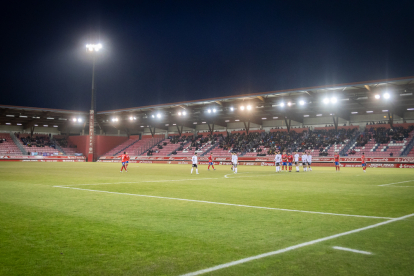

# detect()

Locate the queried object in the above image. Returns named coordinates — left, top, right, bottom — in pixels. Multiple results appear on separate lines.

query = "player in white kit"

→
left=274, top=151, right=282, bottom=172
left=232, top=152, right=238, bottom=173
left=307, top=151, right=312, bottom=171
left=294, top=151, right=300, bottom=172
left=301, top=152, right=308, bottom=172
left=191, top=152, right=199, bottom=174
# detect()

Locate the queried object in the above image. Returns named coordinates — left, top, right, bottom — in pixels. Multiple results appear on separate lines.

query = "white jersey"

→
left=232, top=155, right=238, bottom=164
left=301, top=154, right=307, bottom=163
left=294, top=154, right=299, bottom=162
left=275, top=154, right=282, bottom=163
left=192, top=155, right=198, bottom=164
left=307, top=154, right=312, bottom=163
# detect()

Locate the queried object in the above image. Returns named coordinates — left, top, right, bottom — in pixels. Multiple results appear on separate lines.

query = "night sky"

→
left=1, top=1, right=414, bottom=111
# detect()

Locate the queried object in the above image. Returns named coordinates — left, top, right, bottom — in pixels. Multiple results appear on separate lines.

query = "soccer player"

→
left=274, top=151, right=282, bottom=172
left=282, top=151, right=288, bottom=171
left=191, top=152, right=199, bottom=174
left=287, top=152, right=293, bottom=172
left=125, top=152, right=130, bottom=169
left=301, top=152, right=308, bottom=172
left=361, top=152, right=366, bottom=173
left=208, top=153, right=216, bottom=171
left=232, top=152, right=238, bottom=174
left=334, top=152, right=340, bottom=171
left=118, top=151, right=128, bottom=172
left=307, top=151, right=313, bottom=171
left=294, top=151, right=300, bottom=172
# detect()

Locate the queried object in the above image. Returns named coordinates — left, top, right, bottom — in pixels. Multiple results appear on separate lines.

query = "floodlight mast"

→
left=85, top=43, right=102, bottom=162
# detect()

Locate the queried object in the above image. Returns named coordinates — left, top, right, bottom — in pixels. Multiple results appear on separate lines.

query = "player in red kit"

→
left=208, top=153, right=216, bottom=171
left=287, top=153, right=293, bottom=172
left=125, top=152, right=130, bottom=169
left=118, top=151, right=128, bottom=172
left=282, top=151, right=287, bottom=171
left=334, top=152, right=340, bottom=171
left=361, top=152, right=366, bottom=172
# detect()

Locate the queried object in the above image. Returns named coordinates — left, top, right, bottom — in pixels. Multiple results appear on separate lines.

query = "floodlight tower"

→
left=85, top=43, right=102, bottom=162
left=86, top=43, right=102, bottom=111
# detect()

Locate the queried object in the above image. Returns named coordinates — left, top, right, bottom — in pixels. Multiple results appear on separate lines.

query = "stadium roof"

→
left=95, top=76, right=414, bottom=130
left=1, top=76, right=414, bottom=133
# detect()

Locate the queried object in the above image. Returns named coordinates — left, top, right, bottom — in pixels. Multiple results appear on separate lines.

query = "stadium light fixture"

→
left=374, top=94, right=381, bottom=99
left=230, top=107, right=234, bottom=111
left=129, top=116, right=133, bottom=121
left=323, top=98, right=330, bottom=104
left=34, top=124, right=38, bottom=126
left=262, top=118, right=267, bottom=120
left=213, top=108, right=217, bottom=113
left=366, top=111, right=374, bottom=113
left=280, top=102, right=285, bottom=107
left=330, top=97, right=337, bottom=104
left=5, top=123, right=11, bottom=125
left=383, top=92, right=390, bottom=99
left=299, top=100, right=305, bottom=106
left=19, top=115, right=27, bottom=118
left=53, top=125, right=58, bottom=128
left=78, top=118, right=82, bottom=122
left=303, top=115, right=309, bottom=117
left=207, top=109, right=211, bottom=113
left=240, top=106, right=245, bottom=111
left=407, top=108, right=414, bottom=111
left=156, top=113, right=161, bottom=118
left=86, top=43, right=102, bottom=52
left=316, top=114, right=322, bottom=116
left=235, top=119, right=240, bottom=122
left=151, top=115, right=155, bottom=118
left=182, top=111, right=187, bottom=115
left=382, top=110, right=388, bottom=112
left=72, top=118, right=77, bottom=122
left=17, top=123, right=22, bottom=125
left=287, top=102, right=292, bottom=107
left=43, top=125, right=48, bottom=127
left=178, top=112, right=182, bottom=116
left=246, top=105, right=252, bottom=110
left=351, top=112, right=358, bottom=114
left=273, top=117, right=278, bottom=119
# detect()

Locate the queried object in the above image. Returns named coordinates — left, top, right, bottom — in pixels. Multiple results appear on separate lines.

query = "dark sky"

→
left=1, top=1, right=414, bottom=111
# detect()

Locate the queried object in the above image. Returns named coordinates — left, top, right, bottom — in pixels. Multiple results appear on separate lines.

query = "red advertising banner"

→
left=0, top=156, right=85, bottom=160
left=88, top=110, right=95, bottom=162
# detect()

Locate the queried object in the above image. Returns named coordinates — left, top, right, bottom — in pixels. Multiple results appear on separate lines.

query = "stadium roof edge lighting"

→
left=97, top=75, right=414, bottom=114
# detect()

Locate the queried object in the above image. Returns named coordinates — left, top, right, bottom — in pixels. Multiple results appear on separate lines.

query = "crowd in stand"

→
left=356, top=125, right=414, bottom=146
left=216, top=128, right=358, bottom=156
left=20, top=135, right=56, bottom=149
left=54, top=137, right=77, bottom=149
left=0, top=138, right=7, bottom=143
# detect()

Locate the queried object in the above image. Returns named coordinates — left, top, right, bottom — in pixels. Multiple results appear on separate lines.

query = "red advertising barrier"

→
left=0, top=156, right=86, bottom=162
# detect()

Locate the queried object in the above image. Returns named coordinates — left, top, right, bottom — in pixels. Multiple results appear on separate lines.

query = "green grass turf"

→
left=0, top=162, right=413, bottom=275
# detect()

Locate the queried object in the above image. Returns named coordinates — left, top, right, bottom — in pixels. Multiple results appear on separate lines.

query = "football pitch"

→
left=0, top=162, right=413, bottom=276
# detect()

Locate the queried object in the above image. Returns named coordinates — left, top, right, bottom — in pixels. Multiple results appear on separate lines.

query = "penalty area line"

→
left=378, top=180, right=414, bottom=186
left=332, top=246, right=372, bottom=255
left=52, top=186, right=393, bottom=220
left=180, top=213, right=414, bottom=276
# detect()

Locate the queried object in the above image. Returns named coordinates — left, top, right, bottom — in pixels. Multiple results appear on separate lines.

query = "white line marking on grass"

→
left=180, top=213, right=414, bottom=276
left=332, top=246, right=372, bottom=255
left=52, top=186, right=393, bottom=219
left=61, top=178, right=220, bottom=186
left=378, top=180, right=414, bottom=186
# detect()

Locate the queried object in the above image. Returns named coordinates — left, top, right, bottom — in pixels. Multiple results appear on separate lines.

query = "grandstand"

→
left=1, top=76, right=414, bottom=162
left=0, top=133, right=22, bottom=155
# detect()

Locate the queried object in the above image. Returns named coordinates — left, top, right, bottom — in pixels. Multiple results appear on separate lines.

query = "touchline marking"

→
left=332, top=246, right=372, bottom=255
left=60, top=178, right=220, bottom=186
left=180, top=213, right=414, bottom=276
left=52, top=186, right=393, bottom=219
left=378, top=180, right=414, bottom=186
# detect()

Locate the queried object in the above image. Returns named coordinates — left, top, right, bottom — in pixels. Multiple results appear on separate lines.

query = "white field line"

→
left=332, top=246, right=372, bottom=255
left=53, top=186, right=393, bottom=219
left=180, top=213, right=414, bottom=276
left=61, top=178, right=220, bottom=186
left=378, top=180, right=414, bottom=187
left=386, top=186, right=414, bottom=188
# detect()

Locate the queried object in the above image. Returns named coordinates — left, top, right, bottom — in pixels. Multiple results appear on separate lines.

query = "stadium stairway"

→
left=114, top=138, right=141, bottom=156
left=340, top=131, right=360, bottom=156
left=201, top=142, right=219, bottom=156
left=401, top=130, right=414, bottom=156
left=9, top=132, right=27, bottom=155
left=52, top=138, right=67, bottom=155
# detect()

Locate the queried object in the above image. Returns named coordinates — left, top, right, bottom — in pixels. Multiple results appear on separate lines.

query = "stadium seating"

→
left=0, top=133, right=23, bottom=155
left=18, top=134, right=62, bottom=155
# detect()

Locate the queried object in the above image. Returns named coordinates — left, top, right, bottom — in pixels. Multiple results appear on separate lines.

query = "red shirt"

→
left=119, top=154, right=128, bottom=162
left=287, top=155, right=293, bottom=162
left=282, top=154, right=287, bottom=161
left=334, top=154, right=339, bottom=162
left=361, top=155, right=365, bottom=163
left=208, top=155, right=213, bottom=162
